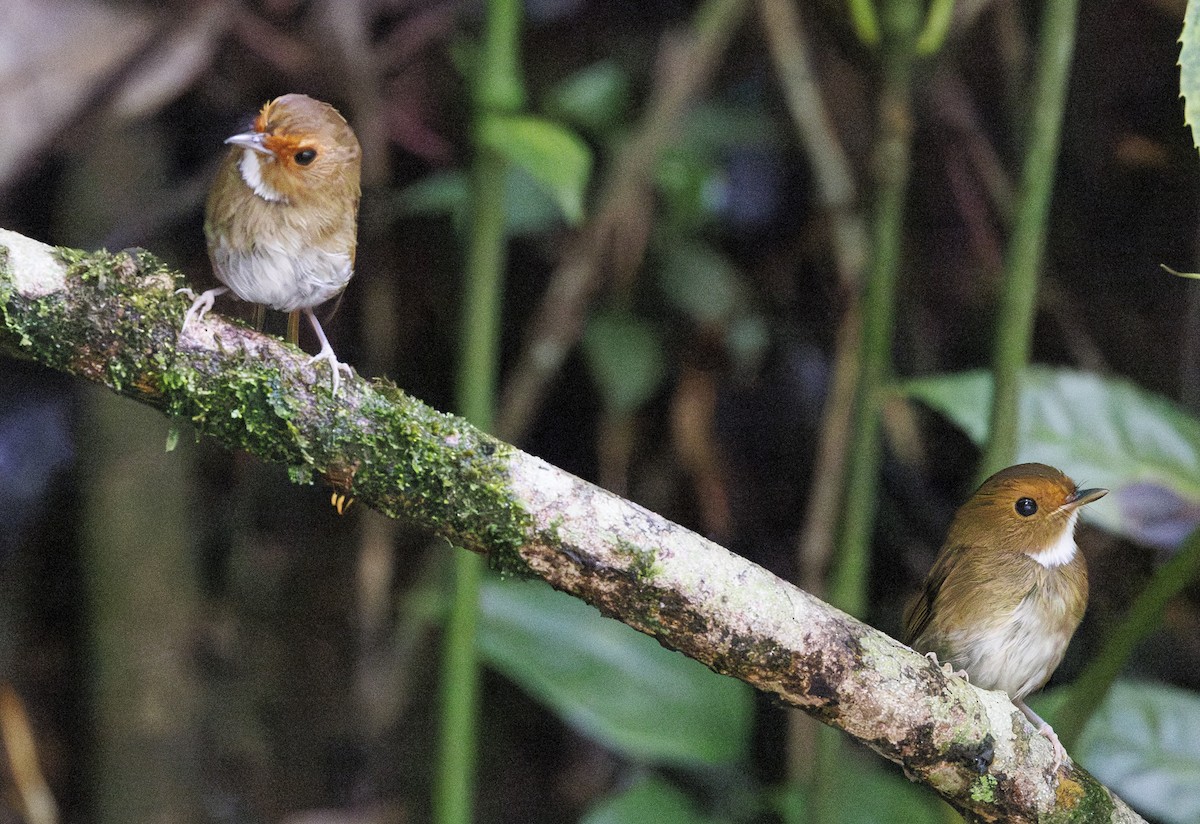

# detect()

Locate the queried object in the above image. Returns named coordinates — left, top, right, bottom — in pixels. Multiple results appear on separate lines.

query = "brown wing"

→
left=902, top=546, right=958, bottom=646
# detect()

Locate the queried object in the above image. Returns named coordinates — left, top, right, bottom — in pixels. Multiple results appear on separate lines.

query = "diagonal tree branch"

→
left=0, top=228, right=1142, bottom=823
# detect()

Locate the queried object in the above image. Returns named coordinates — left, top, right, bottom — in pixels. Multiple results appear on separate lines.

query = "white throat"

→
left=1027, top=510, right=1079, bottom=568
left=238, top=149, right=287, bottom=203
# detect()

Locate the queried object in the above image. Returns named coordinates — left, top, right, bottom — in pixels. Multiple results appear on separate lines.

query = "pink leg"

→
left=1016, top=700, right=1067, bottom=772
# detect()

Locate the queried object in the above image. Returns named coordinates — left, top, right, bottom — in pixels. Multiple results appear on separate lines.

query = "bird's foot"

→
left=1017, top=701, right=1068, bottom=773
left=1037, top=722, right=1067, bottom=773
left=924, top=651, right=969, bottom=681
left=302, top=307, right=352, bottom=395
left=179, top=286, right=228, bottom=335
left=307, top=342, right=353, bottom=396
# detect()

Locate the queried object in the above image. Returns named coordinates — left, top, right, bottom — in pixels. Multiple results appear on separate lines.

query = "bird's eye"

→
left=1015, top=497, right=1038, bottom=517
left=294, top=148, right=318, bottom=165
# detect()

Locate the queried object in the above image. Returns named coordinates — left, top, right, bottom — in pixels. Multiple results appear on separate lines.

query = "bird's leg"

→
left=178, top=286, right=229, bottom=334
left=1016, top=700, right=1067, bottom=772
left=923, top=651, right=970, bottom=682
left=303, top=307, right=352, bottom=395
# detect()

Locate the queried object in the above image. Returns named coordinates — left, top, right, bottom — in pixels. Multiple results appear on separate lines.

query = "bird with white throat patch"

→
left=903, top=462, right=1107, bottom=771
left=181, top=93, right=362, bottom=395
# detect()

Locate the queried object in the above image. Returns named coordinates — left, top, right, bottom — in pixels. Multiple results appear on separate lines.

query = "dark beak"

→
left=1068, top=487, right=1108, bottom=507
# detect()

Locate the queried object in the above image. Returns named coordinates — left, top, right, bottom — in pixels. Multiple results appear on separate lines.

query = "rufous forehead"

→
left=253, top=102, right=272, bottom=133
left=252, top=100, right=302, bottom=136
left=261, top=131, right=311, bottom=156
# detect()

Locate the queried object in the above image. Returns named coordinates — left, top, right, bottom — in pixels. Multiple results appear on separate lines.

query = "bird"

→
left=903, top=462, right=1107, bottom=771
left=181, top=93, right=362, bottom=395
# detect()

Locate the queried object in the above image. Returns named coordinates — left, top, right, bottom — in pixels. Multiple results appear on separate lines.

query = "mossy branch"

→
left=0, top=228, right=1143, bottom=823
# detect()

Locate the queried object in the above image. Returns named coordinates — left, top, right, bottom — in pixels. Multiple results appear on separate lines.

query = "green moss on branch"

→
left=0, top=243, right=535, bottom=574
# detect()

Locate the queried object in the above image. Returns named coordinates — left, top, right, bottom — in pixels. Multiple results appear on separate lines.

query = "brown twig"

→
left=757, top=0, right=869, bottom=597
left=757, top=0, right=871, bottom=781
left=0, top=685, right=58, bottom=824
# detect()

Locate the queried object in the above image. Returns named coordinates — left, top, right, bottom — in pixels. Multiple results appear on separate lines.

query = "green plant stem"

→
left=456, top=149, right=510, bottom=428
left=436, top=551, right=484, bottom=824
left=1055, top=528, right=1200, bottom=749
left=848, top=0, right=881, bottom=45
left=435, top=0, right=523, bottom=821
left=435, top=148, right=507, bottom=824
left=915, top=0, right=954, bottom=55
left=478, top=0, right=525, bottom=113
left=813, top=4, right=919, bottom=821
left=978, top=0, right=1080, bottom=481
left=828, top=2, right=919, bottom=623
left=758, top=0, right=871, bottom=787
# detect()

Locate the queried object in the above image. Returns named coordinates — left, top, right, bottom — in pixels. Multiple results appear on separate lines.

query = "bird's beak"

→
left=224, top=131, right=273, bottom=155
left=1068, top=487, right=1108, bottom=507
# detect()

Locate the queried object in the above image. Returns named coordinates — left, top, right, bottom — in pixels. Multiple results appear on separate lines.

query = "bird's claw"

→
left=1038, top=722, right=1068, bottom=773
left=1017, top=700, right=1069, bottom=773
left=330, top=491, right=354, bottom=514
left=179, top=286, right=228, bottom=335
left=924, top=651, right=970, bottom=682
left=306, top=347, right=352, bottom=396
left=301, top=307, right=352, bottom=395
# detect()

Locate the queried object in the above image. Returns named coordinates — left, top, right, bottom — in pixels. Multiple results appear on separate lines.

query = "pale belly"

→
left=937, top=591, right=1074, bottom=700
left=210, top=239, right=353, bottom=312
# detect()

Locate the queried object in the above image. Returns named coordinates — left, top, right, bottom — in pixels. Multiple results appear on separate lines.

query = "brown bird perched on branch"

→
left=181, top=93, right=362, bottom=394
left=903, top=463, right=1107, bottom=770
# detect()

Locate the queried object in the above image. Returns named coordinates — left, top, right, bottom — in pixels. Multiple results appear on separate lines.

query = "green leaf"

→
left=581, top=776, right=711, bottom=824
left=769, top=757, right=941, bottom=824
left=393, top=167, right=567, bottom=238
left=479, top=578, right=753, bottom=766
left=1181, top=0, right=1200, bottom=153
left=1076, top=680, right=1200, bottom=824
left=479, top=114, right=592, bottom=225
left=903, top=367, right=1200, bottom=548
left=658, top=243, right=745, bottom=325
left=503, top=164, right=562, bottom=237
left=581, top=310, right=667, bottom=415
left=545, top=60, right=630, bottom=140
left=655, top=147, right=722, bottom=230
left=394, top=170, right=469, bottom=217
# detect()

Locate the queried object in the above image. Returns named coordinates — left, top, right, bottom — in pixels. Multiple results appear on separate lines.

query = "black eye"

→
left=1015, top=497, right=1038, bottom=517
left=294, top=148, right=317, bottom=165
